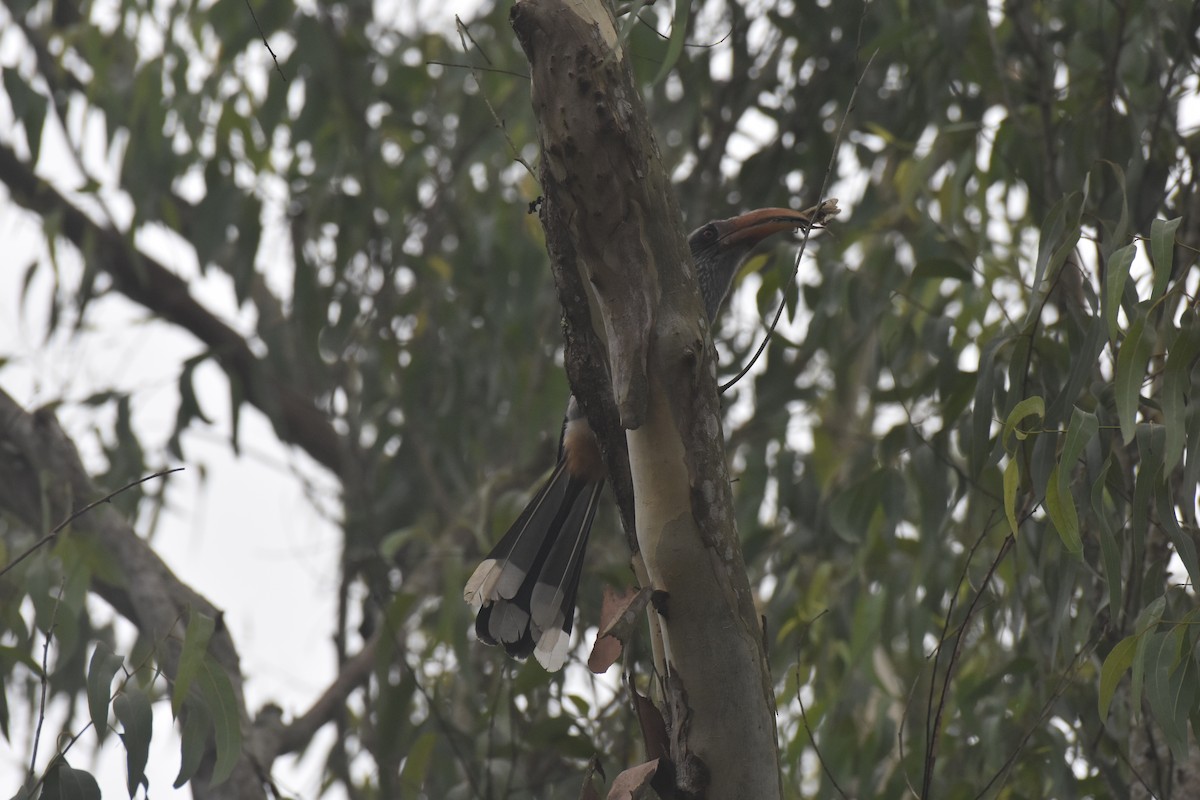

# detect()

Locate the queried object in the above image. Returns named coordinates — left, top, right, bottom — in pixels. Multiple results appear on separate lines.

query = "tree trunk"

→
left=509, top=1, right=781, bottom=796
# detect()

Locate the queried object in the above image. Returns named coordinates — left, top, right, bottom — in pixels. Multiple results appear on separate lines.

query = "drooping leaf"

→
left=174, top=700, right=211, bottom=789
left=1098, top=635, right=1137, bottom=722
left=39, top=758, right=102, bottom=800
left=169, top=355, right=214, bottom=460
left=970, top=337, right=1008, bottom=476
left=1045, top=465, right=1081, bottom=554
left=1130, top=425, right=1165, bottom=545
left=1149, top=217, right=1183, bottom=301
left=1097, top=160, right=1131, bottom=250
left=1060, top=407, right=1097, bottom=471
left=1155, top=479, right=1200, bottom=591
left=1114, top=317, right=1153, bottom=444
left=1003, top=456, right=1020, bottom=536
left=86, top=644, right=125, bottom=743
left=1047, top=318, right=1105, bottom=423
left=195, top=653, right=243, bottom=785
left=113, top=687, right=153, bottom=797
left=1162, top=317, right=1200, bottom=471
left=1131, top=597, right=1167, bottom=709
left=1104, top=244, right=1137, bottom=342
left=616, top=0, right=652, bottom=47
left=2, top=70, right=48, bottom=164
left=1144, top=628, right=1189, bottom=760
left=1090, top=459, right=1123, bottom=616
left=1043, top=407, right=1096, bottom=553
left=173, top=610, right=217, bottom=716
left=651, top=0, right=691, bottom=85
left=1025, top=188, right=1086, bottom=329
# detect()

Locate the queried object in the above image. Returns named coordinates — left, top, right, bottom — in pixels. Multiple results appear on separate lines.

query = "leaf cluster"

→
left=1, top=0, right=1198, bottom=795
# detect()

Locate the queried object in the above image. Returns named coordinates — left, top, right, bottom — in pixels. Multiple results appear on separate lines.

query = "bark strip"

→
left=510, top=1, right=781, bottom=796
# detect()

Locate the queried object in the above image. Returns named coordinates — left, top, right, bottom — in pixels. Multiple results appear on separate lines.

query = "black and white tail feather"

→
left=464, top=446, right=603, bottom=671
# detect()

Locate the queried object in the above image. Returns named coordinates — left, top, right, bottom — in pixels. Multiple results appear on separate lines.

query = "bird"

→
left=464, top=201, right=839, bottom=671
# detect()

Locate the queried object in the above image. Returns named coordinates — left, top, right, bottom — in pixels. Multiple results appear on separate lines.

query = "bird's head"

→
left=688, top=201, right=839, bottom=321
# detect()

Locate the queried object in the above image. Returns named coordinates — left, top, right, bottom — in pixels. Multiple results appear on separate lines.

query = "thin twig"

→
left=719, top=45, right=878, bottom=393
left=455, top=16, right=538, bottom=182
left=425, top=60, right=530, bottom=80
left=972, top=634, right=1099, bottom=799
left=0, top=467, right=185, bottom=580
left=244, top=0, right=288, bottom=82
left=795, top=661, right=848, bottom=799
left=922, top=533, right=1014, bottom=797
left=27, top=577, right=65, bottom=780
left=634, top=13, right=734, bottom=49
left=921, top=523, right=992, bottom=787
left=898, top=668, right=924, bottom=799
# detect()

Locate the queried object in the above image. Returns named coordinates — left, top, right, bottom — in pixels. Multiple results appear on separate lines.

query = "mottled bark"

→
left=509, top=1, right=780, bottom=796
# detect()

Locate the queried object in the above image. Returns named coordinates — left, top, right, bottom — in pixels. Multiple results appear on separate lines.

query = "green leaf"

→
left=195, top=654, right=243, bottom=785
left=616, top=0, right=652, bottom=45
left=1163, top=319, right=1200, bottom=470
left=169, top=355, right=213, bottom=459
left=1090, top=459, right=1122, bottom=616
left=1115, top=317, right=1153, bottom=444
left=1104, top=244, right=1137, bottom=342
left=2, top=69, right=48, bottom=164
left=398, top=731, right=437, bottom=794
left=652, top=0, right=691, bottom=85
left=970, top=337, right=1007, bottom=476
left=1060, top=407, right=1098, bottom=473
left=1186, top=406, right=1200, bottom=496
left=1045, top=465, right=1081, bottom=554
left=39, top=759, right=102, bottom=800
left=113, top=687, right=153, bottom=797
left=1099, top=635, right=1137, bottom=722
left=1149, top=217, right=1183, bottom=301
left=1025, top=188, right=1086, bottom=329
left=173, top=611, right=217, bottom=716
left=1095, top=160, right=1131, bottom=252
left=1144, top=628, right=1189, bottom=761
left=1003, top=456, right=1020, bottom=536
left=1155, top=479, right=1200, bottom=590
left=1002, top=395, right=1045, bottom=450
left=1131, top=597, right=1167, bottom=710
left=1047, top=318, right=1106, bottom=423
left=1043, top=406, right=1096, bottom=554
left=86, top=644, right=124, bottom=742
left=174, top=700, right=211, bottom=788
left=229, top=372, right=244, bottom=455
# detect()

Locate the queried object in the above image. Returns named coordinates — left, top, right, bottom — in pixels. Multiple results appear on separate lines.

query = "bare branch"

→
left=261, top=635, right=379, bottom=759
left=0, top=388, right=266, bottom=800
left=0, top=142, right=346, bottom=477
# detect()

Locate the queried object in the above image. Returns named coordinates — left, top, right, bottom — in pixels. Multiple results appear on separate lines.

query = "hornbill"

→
left=465, top=201, right=839, bottom=671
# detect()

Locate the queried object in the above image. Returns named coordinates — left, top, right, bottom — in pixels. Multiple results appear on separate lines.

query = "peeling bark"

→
left=510, top=1, right=781, bottom=796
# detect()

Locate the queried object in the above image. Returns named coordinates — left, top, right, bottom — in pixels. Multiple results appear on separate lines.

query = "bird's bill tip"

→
left=724, top=201, right=840, bottom=245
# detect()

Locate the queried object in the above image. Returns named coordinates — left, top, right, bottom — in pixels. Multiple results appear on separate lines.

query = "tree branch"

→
left=0, top=142, right=346, bottom=477
left=254, top=634, right=380, bottom=761
left=0, top=387, right=264, bottom=800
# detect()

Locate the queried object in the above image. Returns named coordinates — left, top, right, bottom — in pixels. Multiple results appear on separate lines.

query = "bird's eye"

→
left=702, top=225, right=718, bottom=241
